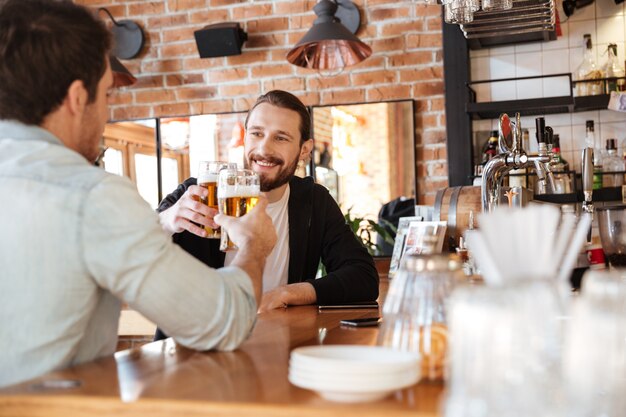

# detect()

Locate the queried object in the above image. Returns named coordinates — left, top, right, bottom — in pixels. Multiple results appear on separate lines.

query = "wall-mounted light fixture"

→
left=286, top=0, right=371, bottom=71
left=99, top=8, right=143, bottom=87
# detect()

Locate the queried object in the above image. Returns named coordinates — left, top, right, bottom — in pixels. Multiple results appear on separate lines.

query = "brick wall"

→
left=76, top=0, right=448, bottom=204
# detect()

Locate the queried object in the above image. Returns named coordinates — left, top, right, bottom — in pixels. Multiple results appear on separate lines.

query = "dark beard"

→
left=258, top=156, right=299, bottom=192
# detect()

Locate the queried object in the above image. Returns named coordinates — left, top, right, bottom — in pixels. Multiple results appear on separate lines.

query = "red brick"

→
left=427, top=161, right=448, bottom=177
left=111, top=106, right=152, bottom=122
left=177, top=87, right=217, bottom=100
left=154, top=103, right=190, bottom=118
left=198, top=100, right=234, bottom=114
left=399, top=66, right=443, bottom=82
left=184, top=57, right=225, bottom=71
left=274, top=1, right=317, bottom=14
left=380, top=21, right=424, bottom=37
left=142, top=59, right=182, bottom=74
left=413, top=100, right=428, bottom=113
left=426, top=17, right=443, bottom=32
left=287, top=15, right=316, bottom=31
left=367, top=85, right=412, bottom=101
left=246, top=33, right=286, bottom=49
left=162, top=27, right=197, bottom=43
left=107, top=91, right=133, bottom=106
left=135, top=90, right=177, bottom=104
left=210, top=0, right=245, bottom=6
left=220, top=83, right=261, bottom=97
left=349, top=55, right=386, bottom=70
left=389, top=51, right=433, bottom=67
left=231, top=4, right=273, bottom=19
left=189, top=9, right=230, bottom=24
left=161, top=42, right=197, bottom=58
left=421, top=193, right=436, bottom=206
left=351, top=70, right=396, bottom=87
left=207, top=68, right=249, bottom=83
left=415, top=4, right=441, bottom=17
left=406, top=34, right=442, bottom=49
left=308, top=74, right=351, bottom=90
left=226, top=51, right=270, bottom=66
left=321, top=89, right=366, bottom=105
left=262, top=78, right=305, bottom=92
left=438, top=113, right=446, bottom=128
left=413, top=81, right=444, bottom=97
left=297, top=92, right=321, bottom=107
left=165, top=73, right=205, bottom=86
left=369, top=7, right=412, bottom=22
left=147, top=14, right=188, bottom=28
left=423, top=129, right=447, bottom=145
left=246, top=17, right=289, bottom=33
left=251, top=64, right=293, bottom=78
left=367, top=0, right=403, bottom=5
left=167, top=0, right=207, bottom=12
left=233, top=97, right=258, bottom=112
left=128, top=2, right=164, bottom=16
left=132, top=75, right=165, bottom=90
left=371, top=36, right=405, bottom=53
left=430, top=98, right=445, bottom=112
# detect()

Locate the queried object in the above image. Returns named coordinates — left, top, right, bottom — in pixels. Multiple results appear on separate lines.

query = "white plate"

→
left=288, top=363, right=420, bottom=386
left=290, top=345, right=421, bottom=374
left=288, top=367, right=420, bottom=392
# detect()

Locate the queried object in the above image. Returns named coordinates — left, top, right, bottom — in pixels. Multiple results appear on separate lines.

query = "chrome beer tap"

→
left=481, top=113, right=554, bottom=212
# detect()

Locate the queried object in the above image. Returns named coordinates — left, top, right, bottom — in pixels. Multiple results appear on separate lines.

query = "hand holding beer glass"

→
left=197, top=161, right=237, bottom=239
left=218, top=169, right=260, bottom=251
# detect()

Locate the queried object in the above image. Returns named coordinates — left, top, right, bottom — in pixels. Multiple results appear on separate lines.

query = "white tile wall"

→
left=470, top=0, right=626, bottom=169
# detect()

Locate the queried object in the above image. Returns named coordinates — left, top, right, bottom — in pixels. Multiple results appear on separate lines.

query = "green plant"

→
left=344, top=207, right=396, bottom=256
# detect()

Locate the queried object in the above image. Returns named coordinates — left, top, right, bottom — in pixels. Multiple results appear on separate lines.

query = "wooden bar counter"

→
left=0, top=278, right=444, bottom=417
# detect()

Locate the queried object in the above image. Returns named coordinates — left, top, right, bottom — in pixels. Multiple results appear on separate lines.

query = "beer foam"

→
left=218, top=185, right=260, bottom=198
left=197, top=173, right=219, bottom=183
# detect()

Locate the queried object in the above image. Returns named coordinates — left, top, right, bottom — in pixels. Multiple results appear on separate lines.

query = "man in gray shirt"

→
left=0, top=0, right=276, bottom=388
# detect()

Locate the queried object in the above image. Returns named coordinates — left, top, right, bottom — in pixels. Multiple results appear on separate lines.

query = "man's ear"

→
left=64, top=80, right=88, bottom=117
left=300, top=138, right=314, bottom=160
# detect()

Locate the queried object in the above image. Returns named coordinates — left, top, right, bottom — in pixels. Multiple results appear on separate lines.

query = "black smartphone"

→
left=318, top=301, right=379, bottom=310
left=339, top=317, right=381, bottom=327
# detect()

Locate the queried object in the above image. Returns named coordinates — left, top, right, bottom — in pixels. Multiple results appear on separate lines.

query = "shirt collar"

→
left=0, top=119, right=63, bottom=146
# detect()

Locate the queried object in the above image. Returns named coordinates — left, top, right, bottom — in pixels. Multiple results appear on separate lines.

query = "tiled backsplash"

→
left=470, top=0, right=626, bottom=173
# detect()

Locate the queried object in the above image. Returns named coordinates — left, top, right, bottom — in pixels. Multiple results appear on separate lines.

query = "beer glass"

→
left=218, top=169, right=260, bottom=251
left=197, top=161, right=236, bottom=239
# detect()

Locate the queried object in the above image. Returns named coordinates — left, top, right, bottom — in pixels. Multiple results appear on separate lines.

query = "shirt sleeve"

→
left=157, top=177, right=196, bottom=213
left=81, top=175, right=256, bottom=351
left=308, top=187, right=379, bottom=304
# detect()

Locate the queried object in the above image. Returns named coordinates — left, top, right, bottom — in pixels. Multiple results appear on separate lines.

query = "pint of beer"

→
left=218, top=169, right=260, bottom=251
left=197, top=161, right=237, bottom=239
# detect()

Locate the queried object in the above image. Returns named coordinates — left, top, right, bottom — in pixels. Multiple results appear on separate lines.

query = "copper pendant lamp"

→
left=286, top=0, right=372, bottom=71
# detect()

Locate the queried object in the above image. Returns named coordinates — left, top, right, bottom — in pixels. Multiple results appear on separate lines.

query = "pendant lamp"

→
left=286, top=0, right=371, bottom=71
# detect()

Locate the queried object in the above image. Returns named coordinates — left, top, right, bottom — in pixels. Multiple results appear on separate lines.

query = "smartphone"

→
left=318, top=301, right=379, bottom=310
left=340, top=317, right=381, bottom=327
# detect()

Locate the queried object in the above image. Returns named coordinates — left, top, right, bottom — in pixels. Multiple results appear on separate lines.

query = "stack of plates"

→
left=288, top=345, right=421, bottom=403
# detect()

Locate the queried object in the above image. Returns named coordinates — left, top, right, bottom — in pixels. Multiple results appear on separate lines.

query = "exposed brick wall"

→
left=76, top=0, right=448, bottom=204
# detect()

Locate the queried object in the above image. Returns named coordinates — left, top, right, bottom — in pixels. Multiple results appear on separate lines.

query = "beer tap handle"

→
left=544, top=126, right=553, bottom=150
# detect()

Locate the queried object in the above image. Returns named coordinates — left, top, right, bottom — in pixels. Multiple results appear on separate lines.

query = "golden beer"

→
left=218, top=169, right=260, bottom=251
left=197, top=161, right=236, bottom=239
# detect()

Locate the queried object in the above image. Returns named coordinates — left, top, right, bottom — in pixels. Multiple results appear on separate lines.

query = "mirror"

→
left=311, top=101, right=416, bottom=221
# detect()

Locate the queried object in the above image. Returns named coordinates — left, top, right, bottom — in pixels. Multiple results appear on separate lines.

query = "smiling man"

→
left=157, top=90, right=378, bottom=322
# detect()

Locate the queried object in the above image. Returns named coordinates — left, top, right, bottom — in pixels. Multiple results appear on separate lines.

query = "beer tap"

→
left=582, top=147, right=595, bottom=241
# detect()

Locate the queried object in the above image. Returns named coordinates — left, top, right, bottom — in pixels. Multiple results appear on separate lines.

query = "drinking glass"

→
left=443, top=280, right=564, bottom=417
left=197, top=161, right=237, bottom=239
left=562, top=269, right=626, bottom=417
left=217, top=168, right=260, bottom=251
left=377, top=254, right=462, bottom=381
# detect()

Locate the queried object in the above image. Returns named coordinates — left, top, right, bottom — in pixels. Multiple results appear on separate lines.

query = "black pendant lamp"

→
left=286, top=0, right=372, bottom=71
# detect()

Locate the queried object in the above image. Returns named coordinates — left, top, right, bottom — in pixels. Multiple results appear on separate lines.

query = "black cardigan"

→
left=158, top=176, right=379, bottom=304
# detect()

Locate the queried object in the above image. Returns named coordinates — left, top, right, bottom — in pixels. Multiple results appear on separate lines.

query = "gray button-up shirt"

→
left=0, top=120, right=257, bottom=388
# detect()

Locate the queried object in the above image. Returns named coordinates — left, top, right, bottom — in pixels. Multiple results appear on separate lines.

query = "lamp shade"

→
left=109, top=56, right=137, bottom=87
left=286, top=0, right=371, bottom=70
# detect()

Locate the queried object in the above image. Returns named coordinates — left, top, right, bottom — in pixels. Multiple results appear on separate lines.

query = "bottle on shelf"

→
left=575, top=34, right=603, bottom=96
left=585, top=120, right=603, bottom=190
left=602, top=43, right=625, bottom=93
left=550, top=133, right=572, bottom=193
left=481, top=130, right=499, bottom=164
left=602, top=138, right=624, bottom=187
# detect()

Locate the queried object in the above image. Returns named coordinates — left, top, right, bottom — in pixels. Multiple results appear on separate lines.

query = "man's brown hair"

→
left=0, top=0, right=111, bottom=125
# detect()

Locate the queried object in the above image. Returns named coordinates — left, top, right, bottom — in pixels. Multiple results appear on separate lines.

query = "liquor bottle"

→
left=602, top=138, right=624, bottom=187
left=576, top=34, right=603, bottom=96
left=481, top=130, right=499, bottom=164
left=551, top=134, right=571, bottom=193
left=586, top=120, right=603, bottom=190
left=602, top=44, right=625, bottom=93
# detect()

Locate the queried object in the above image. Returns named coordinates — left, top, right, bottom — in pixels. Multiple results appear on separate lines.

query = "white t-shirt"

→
left=225, top=185, right=290, bottom=292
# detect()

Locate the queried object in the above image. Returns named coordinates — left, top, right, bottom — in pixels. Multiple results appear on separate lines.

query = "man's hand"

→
left=258, top=282, right=317, bottom=313
left=158, top=185, right=217, bottom=237
left=215, top=196, right=277, bottom=304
